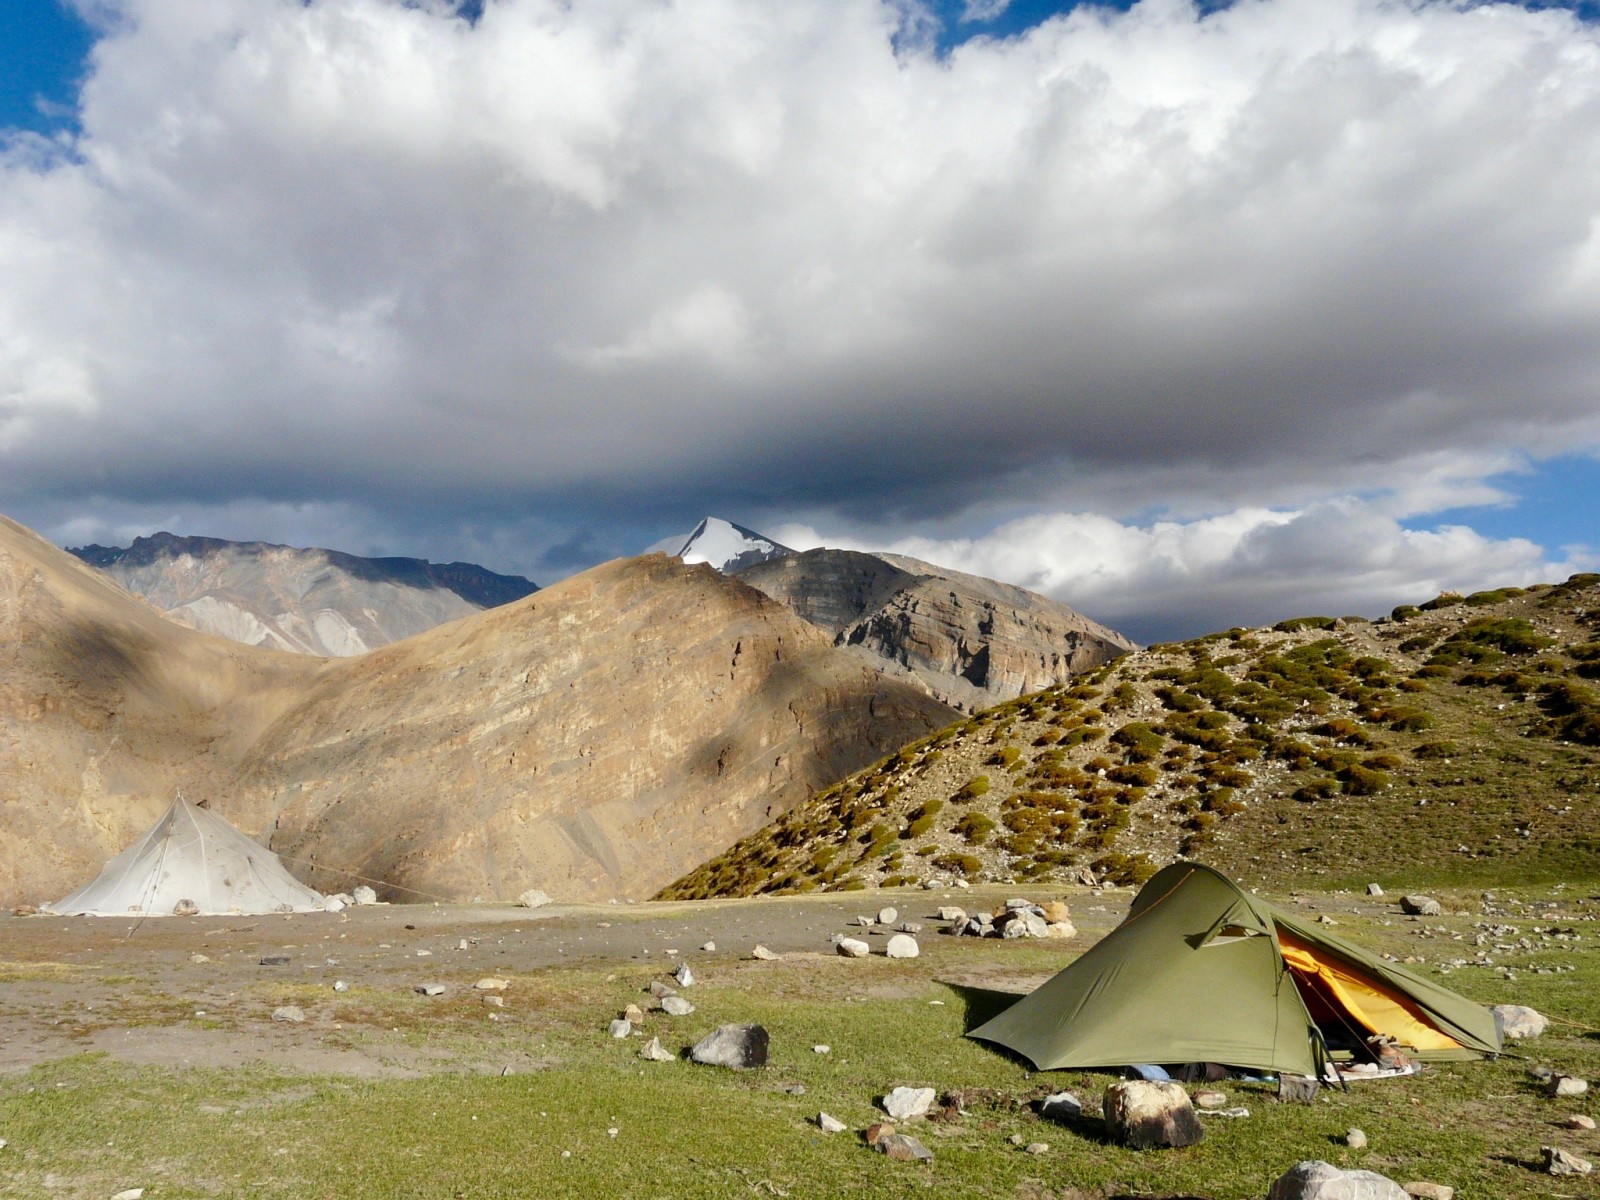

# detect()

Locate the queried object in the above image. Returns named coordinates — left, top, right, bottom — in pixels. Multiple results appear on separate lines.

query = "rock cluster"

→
left=945, top=899, right=1075, bottom=940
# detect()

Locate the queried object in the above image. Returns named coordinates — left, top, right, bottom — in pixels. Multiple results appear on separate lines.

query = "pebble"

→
left=1402, top=1183, right=1453, bottom=1200
left=881, top=1086, right=937, bottom=1122
left=622, top=1004, right=645, bottom=1024
left=1192, top=1090, right=1227, bottom=1110
left=188, top=953, right=210, bottom=964
left=1024, top=1142, right=1048, bottom=1155
left=817, top=1112, right=846, bottom=1133
left=1549, top=1074, right=1589, bottom=1097
left=416, top=984, right=446, bottom=997
left=836, top=938, right=870, bottom=958
left=474, top=978, right=509, bottom=991
left=701, top=941, right=715, bottom=952
left=674, top=963, right=695, bottom=987
left=270, top=1006, right=305, bottom=1024
left=660, top=995, right=694, bottom=1017
left=111, top=1191, right=144, bottom=1200
left=1567, top=1114, right=1597, bottom=1130
left=333, top=980, right=348, bottom=993
left=877, top=907, right=898, bottom=925
left=751, top=945, right=780, bottom=960
left=1544, top=1145, right=1593, bottom=1176
left=481, top=995, right=504, bottom=1008
left=639, top=1036, right=674, bottom=1062
left=608, top=1019, right=631, bottom=1039
left=812, top=1044, right=831, bottom=1055
left=1345, top=1128, right=1368, bottom=1149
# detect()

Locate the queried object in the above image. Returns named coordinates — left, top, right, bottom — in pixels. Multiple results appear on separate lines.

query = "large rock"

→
left=690, top=1024, right=769, bottom=1070
left=1102, top=1080, right=1204, bottom=1149
left=1400, top=895, right=1442, bottom=917
left=516, top=889, right=552, bottom=909
left=836, top=938, right=870, bottom=958
left=1544, top=1146, right=1593, bottom=1176
left=885, top=934, right=920, bottom=959
left=1267, top=1161, right=1409, bottom=1200
left=1492, top=1004, right=1549, bottom=1039
left=881, top=1087, right=937, bottom=1122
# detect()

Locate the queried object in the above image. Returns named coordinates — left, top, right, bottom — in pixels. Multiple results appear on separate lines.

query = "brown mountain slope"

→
left=734, top=548, right=1135, bottom=710
left=0, top=518, right=955, bottom=906
left=0, top=516, right=315, bottom=903
left=660, top=575, right=1600, bottom=900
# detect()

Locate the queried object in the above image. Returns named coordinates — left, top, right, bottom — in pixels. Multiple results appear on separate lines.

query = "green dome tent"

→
left=969, top=862, right=1500, bottom=1077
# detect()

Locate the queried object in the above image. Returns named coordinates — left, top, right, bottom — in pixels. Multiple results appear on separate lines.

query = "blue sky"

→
left=1, top=0, right=1598, bottom=641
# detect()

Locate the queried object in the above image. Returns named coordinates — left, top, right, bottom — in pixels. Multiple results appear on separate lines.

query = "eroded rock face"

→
left=736, top=549, right=1135, bottom=710
left=0, top=519, right=956, bottom=907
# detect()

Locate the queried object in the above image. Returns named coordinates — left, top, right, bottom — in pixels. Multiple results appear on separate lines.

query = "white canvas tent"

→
left=45, top=794, right=327, bottom=916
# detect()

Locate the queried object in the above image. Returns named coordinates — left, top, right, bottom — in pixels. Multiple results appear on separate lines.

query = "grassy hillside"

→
left=659, top=573, right=1600, bottom=898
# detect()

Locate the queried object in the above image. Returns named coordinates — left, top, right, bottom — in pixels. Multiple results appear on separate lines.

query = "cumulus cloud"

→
left=2, top=0, right=1599, bottom=625
left=772, top=498, right=1597, bottom=643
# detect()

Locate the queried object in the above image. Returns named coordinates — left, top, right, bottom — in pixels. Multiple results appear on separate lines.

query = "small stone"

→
left=259, top=955, right=290, bottom=966
left=896, top=922, right=922, bottom=934
left=936, top=907, right=966, bottom=922
left=661, top=995, right=694, bottom=1017
left=877, top=1133, right=933, bottom=1162
left=1102, top=1080, right=1204, bottom=1149
left=1192, top=1090, right=1228, bottom=1110
left=1040, top=900, right=1071, bottom=923
left=690, top=1023, right=769, bottom=1070
left=1267, top=1161, right=1408, bottom=1200
left=111, top=1191, right=145, bottom=1200
left=1278, top=1074, right=1321, bottom=1105
left=783, top=1083, right=806, bottom=1095
left=751, top=945, right=779, bottom=960
left=622, top=1004, right=645, bottom=1024
left=1044, top=920, right=1076, bottom=939
left=1401, top=895, right=1442, bottom=917
left=1039, top=1092, right=1082, bottom=1122
left=885, top=934, right=920, bottom=959
left=877, top=907, right=899, bottom=926
left=817, top=1112, right=846, bottom=1134
left=608, top=1019, right=632, bottom=1039
left=1566, top=1114, right=1597, bottom=1130
left=270, top=1006, right=305, bottom=1024
left=1367, top=883, right=1384, bottom=896
left=9, top=906, right=36, bottom=917
left=1346, top=1128, right=1368, bottom=1149
left=1492, top=1004, right=1549, bottom=1039
left=352, top=885, right=378, bottom=905
left=674, top=963, right=695, bottom=987
left=188, top=953, right=210, bottom=964
left=812, top=1044, right=831, bottom=1055
left=648, top=980, right=676, bottom=998
left=639, top=1036, right=674, bottom=1062
left=172, top=898, right=199, bottom=916
left=1544, top=1146, right=1593, bottom=1176
left=416, top=983, right=446, bottom=997
left=1402, top=1183, right=1453, bottom=1200
left=881, top=1086, right=937, bottom=1122
left=474, top=977, right=509, bottom=991
left=516, top=889, right=552, bottom=908
left=837, top=938, right=870, bottom=958
left=1024, top=1142, right=1048, bottom=1155
left=481, top=995, right=503, bottom=1008
left=701, top=941, right=716, bottom=952
left=1549, top=1074, right=1589, bottom=1097
left=333, top=980, right=349, bottom=993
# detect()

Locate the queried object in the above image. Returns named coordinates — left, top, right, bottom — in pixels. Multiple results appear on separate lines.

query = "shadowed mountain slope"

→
left=1, top=517, right=955, bottom=906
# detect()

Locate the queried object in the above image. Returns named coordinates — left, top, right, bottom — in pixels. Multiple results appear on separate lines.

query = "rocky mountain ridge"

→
left=660, top=576, right=1600, bottom=899
left=70, top=531, right=539, bottom=657
left=1, top=516, right=954, bottom=906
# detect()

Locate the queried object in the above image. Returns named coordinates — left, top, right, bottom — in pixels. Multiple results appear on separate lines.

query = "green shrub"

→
left=1384, top=707, right=1434, bottom=732
left=1274, top=616, right=1337, bottom=633
left=1390, top=604, right=1420, bottom=621
left=1294, top=776, right=1338, bottom=802
left=1412, top=740, right=1459, bottom=759
left=1091, top=853, right=1157, bottom=886
left=932, top=852, right=982, bottom=877
left=1419, top=592, right=1464, bottom=610
left=1107, top=763, right=1158, bottom=787
left=990, top=745, right=1022, bottom=768
left=904, top=815, right=935, bottom=839
left=953, top=776, right=990, bottom=802
left=953, top=812, right=996, bottom=845
left=1338, top=763, right=1390, bottom=795
left=1111, top=721, right=1166, bottom=762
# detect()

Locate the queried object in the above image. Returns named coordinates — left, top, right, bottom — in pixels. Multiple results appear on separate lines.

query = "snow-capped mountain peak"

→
left=654, top=517, right=793, bottom=574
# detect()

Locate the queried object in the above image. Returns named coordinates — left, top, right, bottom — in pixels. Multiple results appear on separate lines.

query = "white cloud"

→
left=1, top=0, right=1599, bottom=617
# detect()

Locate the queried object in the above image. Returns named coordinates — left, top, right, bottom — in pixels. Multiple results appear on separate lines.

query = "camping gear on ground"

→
left=969, top=861, right=1500, bottom=1077
left=43, top=794, right=326, bottom=916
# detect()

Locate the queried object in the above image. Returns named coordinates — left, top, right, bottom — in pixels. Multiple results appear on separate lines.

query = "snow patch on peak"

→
left=658, top=517, right=793, bottom=574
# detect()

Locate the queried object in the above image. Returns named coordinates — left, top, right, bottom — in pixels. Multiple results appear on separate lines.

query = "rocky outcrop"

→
left=735, top=548, right=1135, bottom=710
left=71, top=531, right=538, bottom=656
left=0, top=518, right=956, bottom=906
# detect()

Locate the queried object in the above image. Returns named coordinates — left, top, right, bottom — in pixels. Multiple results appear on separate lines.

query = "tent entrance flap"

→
left=1278, top=932, right=1462, bottom=1054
